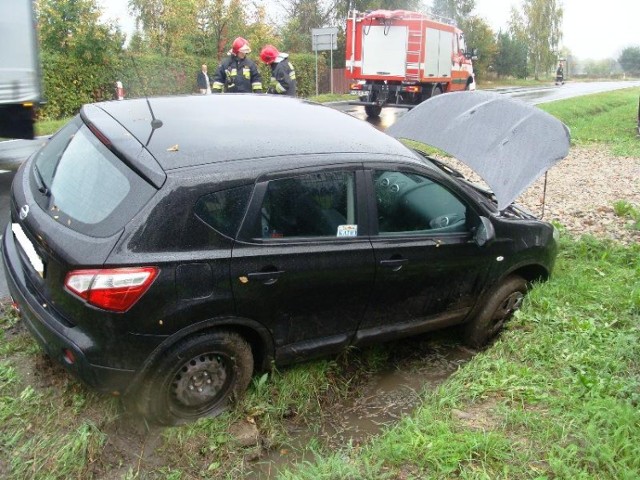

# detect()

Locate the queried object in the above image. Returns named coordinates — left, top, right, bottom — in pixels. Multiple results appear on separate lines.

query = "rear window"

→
left=31, top=117, right=156, bottom=237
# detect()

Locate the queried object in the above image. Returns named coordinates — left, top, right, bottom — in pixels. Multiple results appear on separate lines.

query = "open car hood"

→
left=386, top=91, right=571, bottom=210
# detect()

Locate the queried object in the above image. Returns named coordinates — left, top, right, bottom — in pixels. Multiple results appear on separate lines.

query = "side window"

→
left=261, top=171, right=357, bottom=238
left=374, top=170, right=469, bottom=235
left=459, top=33, right=466, bottom=53
left=195, top=184, right=253, bottom=239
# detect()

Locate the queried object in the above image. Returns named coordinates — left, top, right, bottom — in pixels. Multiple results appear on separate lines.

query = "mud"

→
left=245, top=334, right=474, bottom=478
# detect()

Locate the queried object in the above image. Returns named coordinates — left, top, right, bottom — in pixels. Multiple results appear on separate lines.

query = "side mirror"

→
left=475, top=216, right=495, bottom=247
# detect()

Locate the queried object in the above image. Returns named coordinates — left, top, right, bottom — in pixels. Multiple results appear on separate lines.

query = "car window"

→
left=374, top=170, right=469, bottom=235
left=194, top=185, right=253, bottom=239
left=260, top=171, right=357, bottom=238
left=30, top=122, right=156, bottom=237
left=34, top=116, right=82, bottom=189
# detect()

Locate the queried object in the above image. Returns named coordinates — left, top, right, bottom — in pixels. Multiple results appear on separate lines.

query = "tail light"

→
left=402, top=85, right=421, bottom=93
left=350, top=83, right=363, bottom=90
left=65, top=267, right=158, bottom=313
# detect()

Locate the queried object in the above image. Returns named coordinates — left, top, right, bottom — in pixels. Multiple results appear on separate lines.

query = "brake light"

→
left=86, top=122, right=112, bottom=148
left=65, top=267, right=158, bottom=313
left=350, top=83, right=363, bottom=90
left=403, top=86, right=421, bottom=93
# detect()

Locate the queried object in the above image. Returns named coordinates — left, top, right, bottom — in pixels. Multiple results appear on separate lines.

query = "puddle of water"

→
left=245, top=339, right=474, bottom=479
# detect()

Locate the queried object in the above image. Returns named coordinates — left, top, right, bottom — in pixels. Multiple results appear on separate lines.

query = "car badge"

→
left=19, top=205, right=29, bottom=220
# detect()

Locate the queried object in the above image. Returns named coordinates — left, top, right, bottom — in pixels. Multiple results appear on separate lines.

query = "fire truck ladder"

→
left=405, top=15, right=424, bottom=82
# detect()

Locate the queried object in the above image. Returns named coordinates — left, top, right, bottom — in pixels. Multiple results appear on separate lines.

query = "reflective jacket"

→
left=267, top=54, right=297, bottom=97
left=212, top=55, right=263, bottom=93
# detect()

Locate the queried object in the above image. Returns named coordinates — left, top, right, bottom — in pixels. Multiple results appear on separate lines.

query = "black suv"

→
left=2, top=92, right=568, bottom=425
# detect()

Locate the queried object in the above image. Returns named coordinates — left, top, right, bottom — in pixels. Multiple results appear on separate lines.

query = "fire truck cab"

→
left=346, top=9, right=475, bottom=118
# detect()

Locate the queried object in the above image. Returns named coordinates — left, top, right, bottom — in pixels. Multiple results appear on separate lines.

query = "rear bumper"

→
left=348, top=100, right=414, bottom=109
left=1, top=223, right=134, bottom=394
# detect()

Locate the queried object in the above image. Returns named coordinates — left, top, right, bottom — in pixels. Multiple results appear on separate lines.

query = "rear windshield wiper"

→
left=33, top=165, right=50, bottom=196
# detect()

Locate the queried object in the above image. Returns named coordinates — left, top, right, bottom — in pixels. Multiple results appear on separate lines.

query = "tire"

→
left=364, top=105, right=382, bottom=118
left=462, top=275, right=528, bottom=348
left=136, top=331, right=254, bottom=425
left=422, top=84, right=442, bottom=102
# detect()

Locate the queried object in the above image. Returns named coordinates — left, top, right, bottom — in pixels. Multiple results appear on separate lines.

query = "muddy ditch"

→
left=1, top=303, right=475, bottom=478
left=245, top=336, right=473, bottom=479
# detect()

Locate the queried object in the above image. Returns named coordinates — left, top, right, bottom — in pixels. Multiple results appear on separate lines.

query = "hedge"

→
left=39, top=52, right=329, bottom=120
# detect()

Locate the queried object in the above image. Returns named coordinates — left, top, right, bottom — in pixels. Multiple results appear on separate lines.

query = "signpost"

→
left=311, top=27, right=338, bottom=96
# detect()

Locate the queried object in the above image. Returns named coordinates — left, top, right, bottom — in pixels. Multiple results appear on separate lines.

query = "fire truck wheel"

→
left=432, top=85, right=443, bottom=96
left=364, top=105, right=382, bottom=118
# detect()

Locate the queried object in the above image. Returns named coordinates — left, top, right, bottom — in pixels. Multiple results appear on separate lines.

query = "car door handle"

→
left=379, top=258, right=408, bottom=272
left=247, top=270, right=284, bottom=285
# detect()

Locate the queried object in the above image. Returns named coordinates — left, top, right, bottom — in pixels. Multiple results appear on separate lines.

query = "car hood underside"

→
left=386, top=91, right=571, bottom=210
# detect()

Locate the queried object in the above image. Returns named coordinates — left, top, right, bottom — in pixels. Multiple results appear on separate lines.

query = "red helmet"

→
left=260, top=45, right=279, bottom=64
left=230, top=37, right=251, bottom=55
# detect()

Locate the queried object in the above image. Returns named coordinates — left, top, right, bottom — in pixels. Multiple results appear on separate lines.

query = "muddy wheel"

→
left=463, top=275, right=528, bottom=348
left=364, top=105, right=382, bottom=118
left=138, top=331, right=253, bottom=425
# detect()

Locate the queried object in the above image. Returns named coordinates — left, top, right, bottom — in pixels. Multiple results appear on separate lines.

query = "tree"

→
left=461, top=16, right=496, bottom=81
left=521, top=0, right=562, bottom=80
left=431, top=0, right=475, bottom=25
left=279, top=0, right=332, bottom=52
left=37, top=0, right=124, bottom=61
left=129, top=0, right=199, bottom=56
left=36, top=0, right=125, bottom=118
left=192, top=0, right=248, bottom=60
left=495, top=30, right=528, bottom=78
left=618, top=46, right=640, bottom=76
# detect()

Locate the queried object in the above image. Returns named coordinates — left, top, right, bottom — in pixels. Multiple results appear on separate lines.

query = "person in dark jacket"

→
left=259, top=45, right=297, bottom=97
left=211, top=37, right=263, bottom=93
left=196, top=64, right=211, bottom=94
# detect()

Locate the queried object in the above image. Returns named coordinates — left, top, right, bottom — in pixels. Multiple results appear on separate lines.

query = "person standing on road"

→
left=197, top=64, right=211, bottom=94
left=259, top=45, right=297, bottom=97
left=556, top=63, right=564, bottom=84
left=211, top=37, right=263, bottom=94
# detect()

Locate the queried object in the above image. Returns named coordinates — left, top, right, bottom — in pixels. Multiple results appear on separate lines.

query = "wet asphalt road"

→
left=1, top=80, right=640, bottom=298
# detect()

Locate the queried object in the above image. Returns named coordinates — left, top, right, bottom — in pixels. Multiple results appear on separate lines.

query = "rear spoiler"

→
left=80, top=104, right=166, bottom=189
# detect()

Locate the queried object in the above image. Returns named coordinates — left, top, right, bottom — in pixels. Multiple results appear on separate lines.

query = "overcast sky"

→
left=98, top=0, right=639, bottom=60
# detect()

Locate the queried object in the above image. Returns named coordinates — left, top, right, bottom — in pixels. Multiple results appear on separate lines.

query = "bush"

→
left=39, top=52, right=328, bottom=120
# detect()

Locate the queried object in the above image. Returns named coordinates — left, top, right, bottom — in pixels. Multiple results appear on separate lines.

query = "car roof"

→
left=93, top=94, right=416, bottom=171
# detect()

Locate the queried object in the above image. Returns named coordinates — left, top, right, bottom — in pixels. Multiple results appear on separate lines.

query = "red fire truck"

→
left=346, top=9, right=475, bottom=118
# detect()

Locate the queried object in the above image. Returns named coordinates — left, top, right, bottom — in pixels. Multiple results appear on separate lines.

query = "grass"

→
left=613, top=200, right=640, bottom=231
left=281, top=235, right=640, bottom=479
left=1, top=88, right=639, bottom=478
left=538, top=87, right=640, bottom=157
left=34, top=118, right=70, bottom=137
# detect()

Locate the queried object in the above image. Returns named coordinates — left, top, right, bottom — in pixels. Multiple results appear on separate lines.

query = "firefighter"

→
left=555, top=63, right=564, bottom=85
left=259, top=45, right=297, bottom=97
left=212, top=37, right=263, bottom=93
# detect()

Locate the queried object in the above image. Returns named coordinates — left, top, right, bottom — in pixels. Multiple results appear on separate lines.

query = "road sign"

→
left=312, top=28, right=338, bottom=51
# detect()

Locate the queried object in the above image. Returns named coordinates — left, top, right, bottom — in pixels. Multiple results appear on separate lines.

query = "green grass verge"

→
left=280, top=235, right=640, bottom=479
left=538, top=87, right=640, bottom=157
left=35, top=118, right=70, bottom=137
